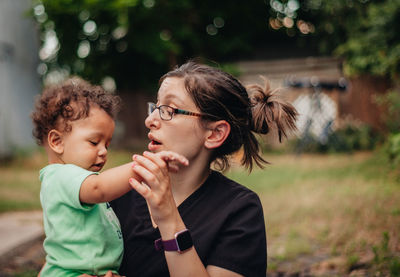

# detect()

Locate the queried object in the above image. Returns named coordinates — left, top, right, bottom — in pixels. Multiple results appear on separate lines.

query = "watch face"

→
left=176, top=230, right=193, bottom=251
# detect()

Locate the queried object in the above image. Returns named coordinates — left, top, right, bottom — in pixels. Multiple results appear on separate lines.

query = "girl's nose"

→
left=145, top=110, right=161, bottom=129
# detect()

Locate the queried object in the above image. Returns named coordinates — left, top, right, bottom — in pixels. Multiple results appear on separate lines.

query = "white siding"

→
left=0, top=0, right=40, bottom=157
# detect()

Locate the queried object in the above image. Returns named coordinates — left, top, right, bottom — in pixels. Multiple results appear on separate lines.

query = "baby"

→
left=31, top=78, right=187, bottom=276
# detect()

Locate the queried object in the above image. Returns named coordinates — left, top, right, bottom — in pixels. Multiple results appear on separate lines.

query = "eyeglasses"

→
left=147, top=102, right=204, bottom=121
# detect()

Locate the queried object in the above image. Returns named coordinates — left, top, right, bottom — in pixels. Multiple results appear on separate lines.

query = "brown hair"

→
left=160, top=61, right=298, bottom=172
left=31, top=77, right=121, bottom=145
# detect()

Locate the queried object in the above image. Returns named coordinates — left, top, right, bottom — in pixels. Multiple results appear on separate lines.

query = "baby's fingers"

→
left=147, top=151, right=189, bottom=166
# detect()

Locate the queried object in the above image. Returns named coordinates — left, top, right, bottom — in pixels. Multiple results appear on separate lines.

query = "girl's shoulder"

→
left=211, top=171, right=258, bottom=195
left=202, top=171, right=262, bottom=207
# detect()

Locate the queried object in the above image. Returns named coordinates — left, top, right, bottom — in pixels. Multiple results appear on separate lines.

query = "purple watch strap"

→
left=154, top=229, right=192, bottom=252
left=154, top=238, right=179, bottom=251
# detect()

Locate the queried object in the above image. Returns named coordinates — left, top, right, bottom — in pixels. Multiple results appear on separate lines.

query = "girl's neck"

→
left=170, top=158, right=211, bottom=206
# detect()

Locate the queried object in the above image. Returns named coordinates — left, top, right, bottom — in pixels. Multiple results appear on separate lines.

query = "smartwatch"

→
left=154, top=229, right=193, bottom=253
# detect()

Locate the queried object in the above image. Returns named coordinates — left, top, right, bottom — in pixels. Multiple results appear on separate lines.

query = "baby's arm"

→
left=79, top=151, right=188, bottom=204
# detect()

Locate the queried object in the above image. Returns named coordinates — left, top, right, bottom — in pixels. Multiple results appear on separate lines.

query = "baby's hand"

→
left=152, top=151, right=189, bottom=172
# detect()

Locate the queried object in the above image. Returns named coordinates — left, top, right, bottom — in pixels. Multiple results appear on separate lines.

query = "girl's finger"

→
left=133, top=154, right=167, bottom=181
left=129, top=177, right=151, bottom=199
left=131, top=162, right=166, bottom=192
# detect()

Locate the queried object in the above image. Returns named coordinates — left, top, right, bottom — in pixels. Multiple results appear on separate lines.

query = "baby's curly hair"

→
left=31, top=77, right=121, bottom=145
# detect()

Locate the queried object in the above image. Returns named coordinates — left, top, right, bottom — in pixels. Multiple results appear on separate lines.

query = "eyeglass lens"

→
left=159, top=107, right=172, bottom=120
left=148, top=103, right=155, bottom=116
left=148, top=102, right=173, bottom=120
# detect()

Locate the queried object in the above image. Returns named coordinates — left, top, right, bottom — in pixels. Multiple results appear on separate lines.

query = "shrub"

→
left=376, top=89, right=400, bottom=134
left=386, top=133, right=400, bottom=177
left=293, top=123, right=381, bottom=153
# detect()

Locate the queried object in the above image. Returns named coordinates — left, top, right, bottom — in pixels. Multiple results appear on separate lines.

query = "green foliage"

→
left=376, top=89, right=400, bottom=133
left=11, top=271, right=38, bottom=277
left=325, top=124, right=381, bottom=152
left=334, top=0, right=400, bottom=78
left=293, top=123, right=381, bottom=153
left=376, top=88, right=400, bottom=178
left=385, top=133, right=400, bottom=179
left=32, top=0, right=272, bottom=90
left=268, top=0, right=400, bottom=79
left=387, top=133, right=400, bottom=163
left=346, top=254, right=360, bottom=271
left=268, top=0, right=365, bottom=53
left=371, top=232, right=400, bottom=276
left=33, top=0, right=400, bottom=90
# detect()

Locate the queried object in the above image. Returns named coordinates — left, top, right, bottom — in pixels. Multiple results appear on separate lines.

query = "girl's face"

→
left=145, top=77, right=209, bottom=161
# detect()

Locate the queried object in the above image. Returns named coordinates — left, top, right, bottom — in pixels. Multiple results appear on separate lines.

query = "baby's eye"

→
left=90, top=141, right=98, bottom=146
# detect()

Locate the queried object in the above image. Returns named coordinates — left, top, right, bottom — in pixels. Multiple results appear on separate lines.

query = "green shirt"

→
left=39, top=164, right=123, bottom=277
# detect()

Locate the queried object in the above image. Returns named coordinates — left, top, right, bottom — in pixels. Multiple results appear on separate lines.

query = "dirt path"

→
left=0, top=236, right=44, bottom=277
left=0, top=239, right=376, bottom=277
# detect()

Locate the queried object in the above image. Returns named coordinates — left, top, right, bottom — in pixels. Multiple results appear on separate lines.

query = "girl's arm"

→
left=128, top=152, right=243, bottom=277
left=79, top=151, right=188, bottom=204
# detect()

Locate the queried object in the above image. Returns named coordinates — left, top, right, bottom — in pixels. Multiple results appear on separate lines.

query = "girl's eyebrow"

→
left=161, top=94, right=184, bottom=106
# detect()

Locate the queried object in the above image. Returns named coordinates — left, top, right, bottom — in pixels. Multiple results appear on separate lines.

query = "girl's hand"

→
left=129, top=151, right=187, bottom=227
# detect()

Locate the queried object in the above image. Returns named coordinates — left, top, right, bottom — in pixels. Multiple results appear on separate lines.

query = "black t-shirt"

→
left=111, top=171, right=267, bottom=277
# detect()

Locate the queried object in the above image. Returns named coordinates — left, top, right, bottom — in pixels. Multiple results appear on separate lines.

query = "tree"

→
left=33, top=0, right=400, bottom=89
left=267, top=0, right=400, bottom=79
left=32, top=0, right=282, bottom=90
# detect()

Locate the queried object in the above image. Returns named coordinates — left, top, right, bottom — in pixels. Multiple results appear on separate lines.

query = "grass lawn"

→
left=1, top=149, right=399, bottom=276
left=228, top=151, right=400, bottom=276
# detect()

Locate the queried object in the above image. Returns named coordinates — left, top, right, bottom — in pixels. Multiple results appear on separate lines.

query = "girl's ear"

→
left=47, top=129, right=64, bottom=154
left=204, top=120, right=231, bottom=149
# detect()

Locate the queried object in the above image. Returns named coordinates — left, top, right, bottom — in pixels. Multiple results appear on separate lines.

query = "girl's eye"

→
left=90, top=141, right=98, bottom=146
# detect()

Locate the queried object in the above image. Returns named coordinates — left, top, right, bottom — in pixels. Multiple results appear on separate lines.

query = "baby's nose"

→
left=98, top=146, right=108, bottom=156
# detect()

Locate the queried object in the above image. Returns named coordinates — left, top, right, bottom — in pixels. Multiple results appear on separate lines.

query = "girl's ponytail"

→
left=247, top=80, right=298, bottom=141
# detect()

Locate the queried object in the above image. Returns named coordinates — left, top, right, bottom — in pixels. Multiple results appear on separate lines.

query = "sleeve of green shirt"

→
left=42, top=164, right=99, bottom=211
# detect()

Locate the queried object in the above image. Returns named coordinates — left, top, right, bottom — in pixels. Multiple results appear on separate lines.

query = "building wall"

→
left=339, top=76, right=390, bottom=131
left=236, top=57, right=387, bottom=131
left=113, top=57, right=389, bottom=147
left=0, top=0, right=40, bottom=158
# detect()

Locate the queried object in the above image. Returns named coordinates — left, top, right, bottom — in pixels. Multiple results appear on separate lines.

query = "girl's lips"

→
left=148, top=134, right=162, bottom=151
left=148, top=140, right=162, bottom=151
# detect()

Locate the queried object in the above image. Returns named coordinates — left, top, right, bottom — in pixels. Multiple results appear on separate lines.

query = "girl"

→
left=111, top=61, right=298, bottom=277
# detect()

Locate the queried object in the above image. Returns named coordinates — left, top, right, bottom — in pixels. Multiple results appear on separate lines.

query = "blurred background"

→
left=0, top=0, right=399, bottom=276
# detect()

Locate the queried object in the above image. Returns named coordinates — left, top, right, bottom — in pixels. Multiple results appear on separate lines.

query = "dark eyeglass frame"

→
left=147, top=102, right=204, bottom=121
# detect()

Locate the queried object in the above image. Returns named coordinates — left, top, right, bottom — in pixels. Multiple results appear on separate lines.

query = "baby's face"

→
left=60, top=106, right=115, bottom=172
